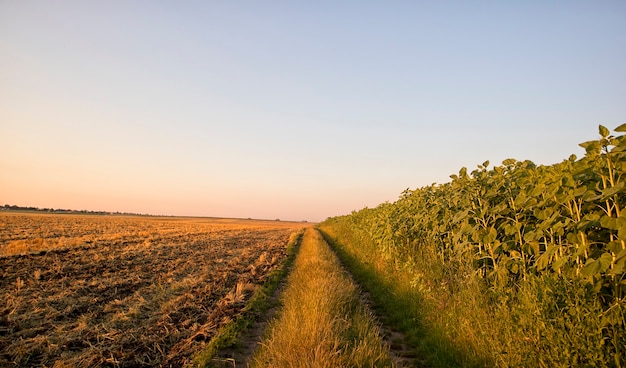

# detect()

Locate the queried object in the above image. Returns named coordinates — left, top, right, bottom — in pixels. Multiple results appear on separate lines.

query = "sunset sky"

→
left=1, top=1, right=625, bottom=222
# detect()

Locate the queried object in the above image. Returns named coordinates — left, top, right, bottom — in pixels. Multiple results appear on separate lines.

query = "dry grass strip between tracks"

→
left=250, top=228, right=393, bottom=368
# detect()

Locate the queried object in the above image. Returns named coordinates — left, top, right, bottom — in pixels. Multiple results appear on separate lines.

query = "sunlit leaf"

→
left=600, top=181, right=626, bottom=200
left=615, top=123, right=626, bottom=132
left=536, top=252, right=550, bottom=271
left=527, top=241, right=540, bottom=256
left=607, top=241, right=623, bottom=254
left=482, top=228, right=498, bottom=244
left=574, top=186, right=587, bottom=197
left=552, top=256, right=569, bottom=271
left=598, top=252, right=613, bottom=273
left=600, top=215, right=619, bottom=231
left=452, top=209, right=470, bottom=223
left=581, top=258, right=601, bottom=277
left=581, top=253, right=613, bottom=277
left=502, top=158, right=516, bottom=166
left=579, top=140, right=601, bottom=155
left=574, top=242, right=588, bottom=257
left=609, top=259, right=624, bottom=276
left=599, top=125, right=610, bottom=138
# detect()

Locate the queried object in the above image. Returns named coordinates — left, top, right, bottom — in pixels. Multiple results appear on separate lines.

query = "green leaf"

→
left=581, top=253, right=613, bottom=277
left=578, top=212, right=601, bottom=231
left=536, top=252, right=551, bottom=271
left=536, top=253, right=550, bottom=271
left=598, top=252, right=613, bottom=272
left=566, top=232, right=579, bottom=244
left=526, top=241, right=540, bottom=256
left=523, top=230, right=541, bottom=242
left=502, top=158, right=516, bottom=166
left=452, top=209, right=470, bottom=223
left=607, top=241, right=623, bottom=254
left=528, top=183, right=546, bottom=197
left=609, top=249, right=626, bottom=275
left=492, top=240, right=502, bottom=252
left=583, top=192, right=602, bottom=202
left=503, top=223, right=516, bottom=236
left=546, top=244, right=560, bottom=258
left=482, top=227, right=498, bottom=244
left=600, top=181, right=626, bottom=200
left=599, top=125, right=610, bottom=138
left=617, top=218, right=626, bottom=240
left=615, top=136, right=626, bottom=151
left=574, top=242, right=588, bottom=257
left=472, top=230, right=483, bottom=243
left=600, top=215, right=619, bottom=231
left=494, top=266, right=509, bottom=287
left=552, top=256, right=569, bottom=271
left=581, top=258, right=601, bottom=277
left=615, top=123, right=626, bottom=132
left=574, top=186, right=587, bottom=197
left=579, top=140, right=601, bottom=155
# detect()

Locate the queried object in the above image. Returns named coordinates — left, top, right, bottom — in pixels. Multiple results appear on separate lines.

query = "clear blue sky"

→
left=1, top=1, right=625, bottom=221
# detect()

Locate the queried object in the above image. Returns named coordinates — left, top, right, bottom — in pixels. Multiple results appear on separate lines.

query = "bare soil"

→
left=0, top=213, right=305, bottom=367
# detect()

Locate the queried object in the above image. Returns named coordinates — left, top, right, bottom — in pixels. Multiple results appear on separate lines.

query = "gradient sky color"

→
left=1, top=1, right=625, bottom=222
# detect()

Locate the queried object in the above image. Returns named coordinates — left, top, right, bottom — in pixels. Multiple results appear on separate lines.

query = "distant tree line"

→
left=1, top=204, right=147, bottom=216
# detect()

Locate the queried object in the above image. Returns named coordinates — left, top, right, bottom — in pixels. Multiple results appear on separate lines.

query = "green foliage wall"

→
left=324, top=125, right=626, bottom=366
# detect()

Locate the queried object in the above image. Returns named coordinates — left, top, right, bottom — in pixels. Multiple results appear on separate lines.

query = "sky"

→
left=1, top=1, right=625, bottom=222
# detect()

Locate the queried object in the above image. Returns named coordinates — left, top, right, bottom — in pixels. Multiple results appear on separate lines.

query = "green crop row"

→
left=322, top=125, right=626, bottom=367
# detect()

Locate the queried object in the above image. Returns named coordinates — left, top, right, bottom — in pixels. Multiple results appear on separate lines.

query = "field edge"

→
left=188, top=228, right=305, bottom=368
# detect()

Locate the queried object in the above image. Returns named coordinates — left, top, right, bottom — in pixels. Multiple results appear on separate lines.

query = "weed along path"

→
left=249, top=228, right=395, bottom=367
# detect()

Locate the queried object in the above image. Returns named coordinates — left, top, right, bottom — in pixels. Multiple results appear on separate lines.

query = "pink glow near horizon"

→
left=1, top=2, right=625, bottom=221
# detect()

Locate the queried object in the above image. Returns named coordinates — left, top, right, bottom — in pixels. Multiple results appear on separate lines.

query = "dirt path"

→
left=251, top=228, right=393, bottom=366
left=214, top=228, right=428, bottom=367
left=358, top=290, right=429, bottom=368
left=333, top=258, right=427, bottom=367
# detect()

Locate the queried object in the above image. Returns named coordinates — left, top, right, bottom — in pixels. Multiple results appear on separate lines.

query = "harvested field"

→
left=0, top=212, right=307, bottom=367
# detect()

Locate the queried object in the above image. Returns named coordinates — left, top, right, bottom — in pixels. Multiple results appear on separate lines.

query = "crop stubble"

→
left=0, top=212, right=306, bottom=367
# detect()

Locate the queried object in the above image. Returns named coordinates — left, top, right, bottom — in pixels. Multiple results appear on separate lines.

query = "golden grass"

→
left=251, top=228, right=392, bottom=367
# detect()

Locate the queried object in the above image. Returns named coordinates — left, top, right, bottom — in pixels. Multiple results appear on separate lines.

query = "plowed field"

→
left=0, top=212, right=307, bottom=367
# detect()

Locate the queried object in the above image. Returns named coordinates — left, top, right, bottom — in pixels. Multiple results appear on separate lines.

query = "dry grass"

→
left=0, top=212, right=307, bottom=367
left=250, top=228, right=392, bottom=368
